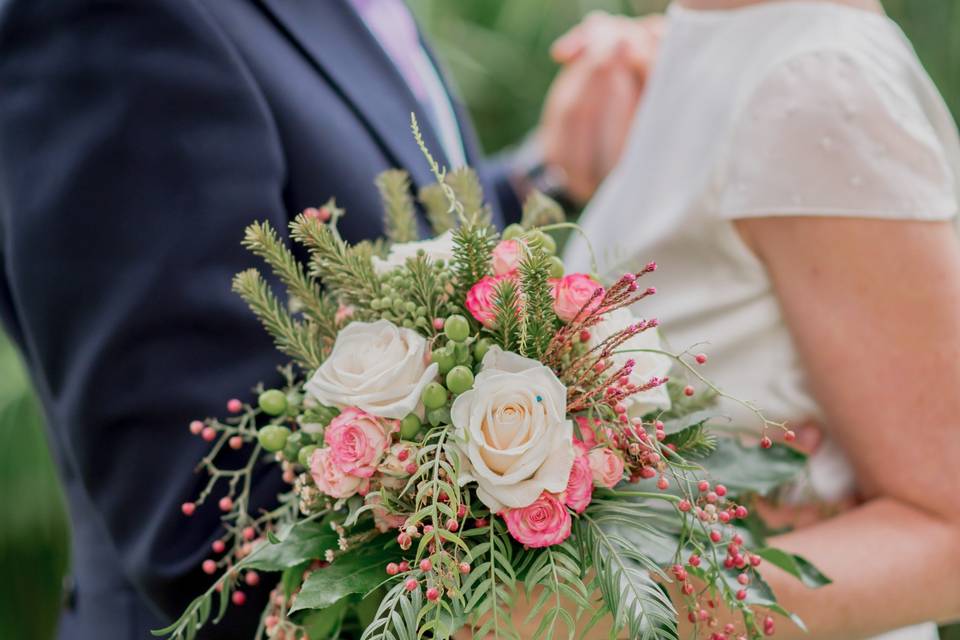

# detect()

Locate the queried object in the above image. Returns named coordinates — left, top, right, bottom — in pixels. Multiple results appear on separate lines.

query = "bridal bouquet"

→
left=158, top=126, right=827, bottom=640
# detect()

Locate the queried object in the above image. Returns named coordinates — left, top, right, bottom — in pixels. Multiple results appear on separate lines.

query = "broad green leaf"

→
left=244, top=521, right=338, bottom=572
left=695, top=437, right=806, bottom=496
left=289, top=535, right=395, bottom=614
left=292, top=597, right=348, bottom=638
left=755, top=548, right=831, bottom=588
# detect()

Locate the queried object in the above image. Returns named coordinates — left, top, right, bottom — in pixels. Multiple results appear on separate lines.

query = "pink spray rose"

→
left=573, top=416, right=599, bottom=451
left=310, top=447, right=366, bottom=499
left=491, top=239, right=523, bottom=276
left=368, top=494, right=408, bottom=533
left=324, top=407, right=390, bottom=478
left=564, top=453, right=594, bottom=514
left=551, top=273, right=604, bottom=322
left=588, top=447, right=625, bottom=489
left=502, top=491, right=572, bottom=548
left=465, top=274, right=513, bottom=327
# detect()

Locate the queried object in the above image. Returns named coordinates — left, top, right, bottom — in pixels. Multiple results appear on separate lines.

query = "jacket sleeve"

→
left=0, top=0, right=289, bottom=631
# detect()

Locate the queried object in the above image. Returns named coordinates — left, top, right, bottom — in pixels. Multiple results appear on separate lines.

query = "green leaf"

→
left=695, top=437, right=807, bottom=496
left=289, top=535, right=396, bottom=614
left=243, top=521, right=338, bottom=572
left=292, top=597, right=348, bottom=639
left=755, top=548, right=831, bottom=588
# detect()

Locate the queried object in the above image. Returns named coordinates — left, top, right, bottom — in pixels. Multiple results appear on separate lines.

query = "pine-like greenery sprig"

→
left=450, top=220, right=497, bottom=308
left=418, top=182, right=457, bottom=235
left=376, top=169, right=419, bottom=244
left=489, top=278, right=520, bottom=351
left=231, top=269, right=325, bottom=371
left=445, top=167, right=490, bottom=225
left=517, top=240, right=558, bottom=359
left=289, top=213, right=382, bottom=314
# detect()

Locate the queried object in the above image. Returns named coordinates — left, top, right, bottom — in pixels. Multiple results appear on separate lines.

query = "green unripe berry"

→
left=446, top=365, right=475, bottom=395
left=503, top=223, right=525, bottom=240
left=473, top=338, right=493, bottom=362
left=547, top=255, right=564, bottom=278
left=404, top=301, right=416, bottom=313
left=422, top=382, right=448, bottom=410
left=431, top=347, right=456, bottom=375
left=258, top=425, right=291, bottom=452
left=400, top=414, right=422, bottom=440
left=283, top=430, right=305, bottom=461
left=258, top=389, right=288, bottom=416
left=426, top=406, right=451, bottom=427
left=298, top=444, right=318, bottom=467
left=444, top=314, right=470, bottom=342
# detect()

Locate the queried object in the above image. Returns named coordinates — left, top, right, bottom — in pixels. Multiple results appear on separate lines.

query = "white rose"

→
left=372, top=230, right=455, bottom=275
left=305, top=320, right=438, bottom=419
left=451, top=347, right=574, bottom=512
left=590, top=307, right=672, bottom=416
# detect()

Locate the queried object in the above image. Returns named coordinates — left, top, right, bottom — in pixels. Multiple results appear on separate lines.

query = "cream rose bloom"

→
left=451, top=347, right=574, bottom=512
left=305, top=320, right=438, bottom=419
left=590, top=308, right=672, bottom=416
left=371, top=230, right=455, bottom=275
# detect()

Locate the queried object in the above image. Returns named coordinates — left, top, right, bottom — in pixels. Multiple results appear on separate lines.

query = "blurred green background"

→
left=1, top=1, right=958, bottom=638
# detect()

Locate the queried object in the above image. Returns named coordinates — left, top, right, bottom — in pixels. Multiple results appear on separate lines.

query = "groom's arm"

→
left=0, top=0, right=288, bottom=632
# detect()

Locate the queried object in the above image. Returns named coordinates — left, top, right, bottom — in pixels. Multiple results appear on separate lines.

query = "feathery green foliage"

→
left=445, top=167, right=489, bottom=225
left=450, top=220, right=497, bottom=306
left=360, top=579, right=424, bottom=640
left=377, top=169, right=419, bottom=244
left=489, top=277, right=520, bottom=351
left=289, top=213, right=382, bottom=314
left=231, top=269, right=325, bottom=371
left=418, top=183, right=457, bottom=235
left=517, top=240, right=558, bottom=359
left=519, top=539, right=591, bottom=640
left=463, top=518, right=519, bottom=640
left=520, top=190, right=565, bottom=230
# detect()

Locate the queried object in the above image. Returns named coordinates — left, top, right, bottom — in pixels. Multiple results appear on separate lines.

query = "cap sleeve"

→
left=717, top=49, right=958, bottom=221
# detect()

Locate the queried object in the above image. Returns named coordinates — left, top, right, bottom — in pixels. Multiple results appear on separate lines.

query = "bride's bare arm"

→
left=726, top=215, right=960, bottom=638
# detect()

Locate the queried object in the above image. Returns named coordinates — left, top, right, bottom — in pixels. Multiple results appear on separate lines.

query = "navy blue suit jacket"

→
left=0, top=1, right=520, bottom=637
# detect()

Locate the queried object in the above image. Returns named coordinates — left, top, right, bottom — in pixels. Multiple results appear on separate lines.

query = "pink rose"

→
left=310, top=447, right=366, bottom=499
left=465, top=274, right=513, bottom=328
left=573, top=416, right=599, bottom=451
left=502, top=491, right=572, bottom=548
left=564, top=454, right=593, bottom=513
left=324, top=407, right=390, bottom=478
left=551, top=273, right=604, bottom=322
left=491, top=239, right=523, bottom=276
left=588, top=447, right=625, bottom=489
left=368, top=494, right=408, bottom=533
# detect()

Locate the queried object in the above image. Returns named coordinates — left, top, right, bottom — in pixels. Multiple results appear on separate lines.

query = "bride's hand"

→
left=537, top=12, right=664, bottom=203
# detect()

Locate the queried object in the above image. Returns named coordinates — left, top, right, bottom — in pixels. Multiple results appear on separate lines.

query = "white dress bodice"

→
left=563, top=4, right=960, bottom=638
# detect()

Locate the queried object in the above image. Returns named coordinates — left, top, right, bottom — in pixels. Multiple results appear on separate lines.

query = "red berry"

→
left=706, top=491, right=718, bottom=504
left=750, top=555, right=762, bottom=567
left=432, top=317, right=444, bottom=331
left=397, top=448, right=409, bottom=462
left=715, top=484, right=727, bottom=497
left=459, top=562, right=471, bottom=574
left=243, top=527, right=256, bottom=541
left=202, top=559, right=217, bottom=574
left=698, top=480, right=710, bottom=492
left=735, top=506, right=749, bottom=519
left=386, top=563, right=399, bottom=576
left=732, top=534, right=743, bottom=545
left=426, top=587, right=440, bottom=601
left=245, top=571, right=260, bottom=586
left=218, top=497, right=233, bottom=512
left=737, top=573, right=749, bottom=585
left=181, top=502, right=196, bottom=516
left=736, top=589, right=747, bottom=601
left=579, top=330, right=591, bottom=343
left=784, top=429, right=796, bottom=442
left=457, top=504, right=467, bottom=518
left=211, top=540, right=226, bottom=554
left=719, top=512, right=731, bottom=524
left=683, top=385, right=695, bottom=397
left=404, top=578, right=418, bottom=592
left=227, top=399, right=243, bottom=413
left=229, top=436, right=243, bottom=450
left=688, top=554, right=701, bottom=567
left=189, top=420, right=204, bottom=435
left=447, top=519, right=459, bottom=532
left=709, top=529, right=722, bottom=543
left=657, top=477, right=669, bottom=490
left=760, top=436, right=772, bottom=449
left=231, top=590, right=246, bottom=606
left=681, top=582, right=694, bottom=595
left=419, top=559, right=432, bottom=572
left=695, top=353, right=708, bottom=365
left=678, top=499, right=692, bottom=513
left=405, top=462, right=418, bottom=475
left=724, top=624, right=735, bottom=634
left=398, top=561, right=410, bottom=573
left=640, top=466, right=657, bottom=479
left=201, top=427, right=217, bottom=442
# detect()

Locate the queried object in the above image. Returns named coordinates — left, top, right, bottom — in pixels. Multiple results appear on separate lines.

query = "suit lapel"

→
left=257, top=0, right=452, bottom=191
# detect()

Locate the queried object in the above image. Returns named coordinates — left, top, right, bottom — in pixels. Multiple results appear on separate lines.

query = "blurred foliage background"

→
left=1, top=1, right=958, bottom=638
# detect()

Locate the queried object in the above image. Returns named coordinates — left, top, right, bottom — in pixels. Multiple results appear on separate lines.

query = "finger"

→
left=551, top=10, right=610, bottom=63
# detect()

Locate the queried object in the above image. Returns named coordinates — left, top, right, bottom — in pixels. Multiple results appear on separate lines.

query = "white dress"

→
left=563, top=3, right=960, bottom=639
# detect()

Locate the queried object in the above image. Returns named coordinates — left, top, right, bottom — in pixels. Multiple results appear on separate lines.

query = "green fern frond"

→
left=288, top=214, right=381, bottom=314
left=579, top=505, right=679, bottom=640
left=520, top=539, right=591, bottom=640
left=463, top=518, right=519, bottom=640
left=360, top=579, right=422, bottom=640
left=231, top=269, right=324, bottom=371
left=418, top=183, right=457, bottom=235
left=520, top=190, right=565, bottom=230
left=376, top=169, right=419, bottom=244
left=517, top=240, right=558, bottom=359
